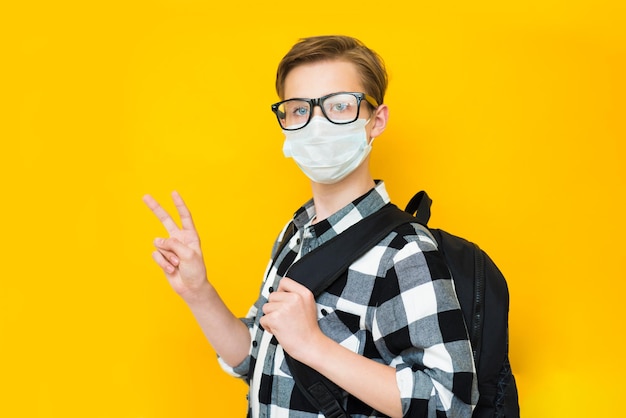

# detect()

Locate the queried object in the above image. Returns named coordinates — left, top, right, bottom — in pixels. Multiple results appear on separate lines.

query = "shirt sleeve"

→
left=371, top=224, right=479, bottom=416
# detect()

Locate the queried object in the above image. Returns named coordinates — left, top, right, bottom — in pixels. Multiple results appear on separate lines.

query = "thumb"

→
left=278, top=277, right=311, bottom=297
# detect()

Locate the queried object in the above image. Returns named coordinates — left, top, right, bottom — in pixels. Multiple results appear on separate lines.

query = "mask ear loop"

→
left=365, top=100, right=385, bottom=144
left=363, top=117, right=376, bottom=145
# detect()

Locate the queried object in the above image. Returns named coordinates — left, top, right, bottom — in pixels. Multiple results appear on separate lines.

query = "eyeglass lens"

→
left=277, top=93, right=360, bottom=129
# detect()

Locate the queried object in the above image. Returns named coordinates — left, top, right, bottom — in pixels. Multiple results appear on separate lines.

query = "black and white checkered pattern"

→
left=219, top=181, right=478, bottom=417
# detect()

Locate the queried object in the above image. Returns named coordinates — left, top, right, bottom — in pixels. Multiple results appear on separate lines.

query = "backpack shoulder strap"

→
left=286, top=203, right=416, bottom=297
left=284, top=202, right=419, bottom=417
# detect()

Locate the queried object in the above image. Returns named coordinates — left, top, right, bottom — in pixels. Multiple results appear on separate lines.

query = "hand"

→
left=260, top=277, right=326, bottom=361
left=143, top=191, right=210, bottom=302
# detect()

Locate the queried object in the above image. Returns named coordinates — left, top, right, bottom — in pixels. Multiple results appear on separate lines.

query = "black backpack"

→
left=281, top=191, right=520, bottom=417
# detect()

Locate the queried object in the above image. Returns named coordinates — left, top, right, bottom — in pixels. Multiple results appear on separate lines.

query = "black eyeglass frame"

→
left=270, top=91, right=380, bottom=131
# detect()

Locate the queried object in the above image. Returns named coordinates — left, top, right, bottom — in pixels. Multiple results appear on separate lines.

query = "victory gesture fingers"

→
left=143, top=192, right=209, bottom=300
left=143, top=191, right=199, bottom=244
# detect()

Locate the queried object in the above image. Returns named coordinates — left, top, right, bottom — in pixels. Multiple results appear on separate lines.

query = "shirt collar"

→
left=292, top=180, right=391, bottom=240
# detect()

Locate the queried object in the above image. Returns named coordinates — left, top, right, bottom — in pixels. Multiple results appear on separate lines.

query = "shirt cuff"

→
left=217, top=354, right=251, bottom=379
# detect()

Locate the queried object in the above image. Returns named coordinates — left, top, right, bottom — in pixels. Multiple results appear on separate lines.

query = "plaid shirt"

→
left=219, top=181, right=478, bottom=417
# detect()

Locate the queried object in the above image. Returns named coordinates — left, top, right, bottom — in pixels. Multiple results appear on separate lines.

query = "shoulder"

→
left=348, top=221, right=441, bottom=282
left=377, top=222, right=452, bottom=287
left=386, top=221, right=438, bottom=255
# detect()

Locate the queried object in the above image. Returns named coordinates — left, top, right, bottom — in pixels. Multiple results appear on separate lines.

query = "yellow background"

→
left=2, top=0, right=625, bottom=416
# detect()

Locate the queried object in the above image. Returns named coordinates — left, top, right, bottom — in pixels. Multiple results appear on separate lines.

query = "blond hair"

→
left=275, top=35, right=388, bottom=105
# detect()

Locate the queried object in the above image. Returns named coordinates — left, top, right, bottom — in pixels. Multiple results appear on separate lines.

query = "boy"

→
left=144, top=35, right=478, bottom=417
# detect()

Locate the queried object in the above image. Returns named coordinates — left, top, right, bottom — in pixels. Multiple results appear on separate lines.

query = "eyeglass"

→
left=271, top=92, right=379, bottom=131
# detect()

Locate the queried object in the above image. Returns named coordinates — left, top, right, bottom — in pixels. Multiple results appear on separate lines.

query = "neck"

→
left=310, top=166, right=375, bottom=223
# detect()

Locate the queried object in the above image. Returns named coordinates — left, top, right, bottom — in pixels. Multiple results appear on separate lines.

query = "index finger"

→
left=142, top=194, right=181, bottom=235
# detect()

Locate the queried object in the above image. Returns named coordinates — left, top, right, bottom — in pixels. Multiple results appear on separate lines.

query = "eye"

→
left=330, top=102, right=350, bottom=112
left=324, top=94, right=358, bottom=115
left=282, top=101, right=310, bottom=118
left=293, top=106, right=309, bottom=116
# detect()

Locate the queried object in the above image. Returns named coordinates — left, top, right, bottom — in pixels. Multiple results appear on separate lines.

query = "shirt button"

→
left=321, top=309, right=329, bottom=316
left=268, top=287, right=274, bottom=293
left=252, top=340, right=258, bottom=347
left=296, top=238, right=301, bottom=245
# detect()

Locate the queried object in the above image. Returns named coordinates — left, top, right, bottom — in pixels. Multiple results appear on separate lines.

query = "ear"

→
left=369, top=104, right=389, bottom=140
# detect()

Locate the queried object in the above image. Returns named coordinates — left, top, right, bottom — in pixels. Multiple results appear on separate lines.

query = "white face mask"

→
left=282, top=116, right=373, bottom=184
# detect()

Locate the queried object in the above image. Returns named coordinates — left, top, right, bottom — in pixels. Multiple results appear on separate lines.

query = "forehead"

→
left=283, top=60, right=365, bottom=100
